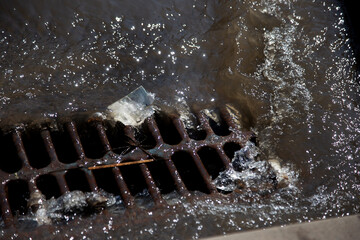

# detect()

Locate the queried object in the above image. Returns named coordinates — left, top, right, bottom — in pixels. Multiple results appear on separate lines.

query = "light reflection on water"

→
left=0, top=0, right=224, bottom=124
left=1, top=0, right=360, bottom=238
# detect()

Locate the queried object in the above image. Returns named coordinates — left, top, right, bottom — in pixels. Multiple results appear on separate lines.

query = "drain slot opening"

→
left=120, top=164, right=148, bottom=197
left=223, top=142, right=242, bottom=160
left=197, top=147, right=226, bottom=180
left=147, top=160, right=176, bottom=194
left=105, top=122, right=128, bottom=155
left=186, top=113, right=207, bottom=141
left=51, top=127, right=79, bottom=164
left=93, top=168, right=121, bottom=196
left=0, top=133, right=22, bottom=173
left=36, top=174, right=62, bottom=199
left=187, top=128, right=207, bottom=141
left=22, top=129, right=51, bottom=169
left=65, top=169, right=91, bottom=192
left=172, top=151, right=210, bottom=194
left=6, top=180, right=30, bottom=216
left=77, top=123, right=105, bottom=159
left=136, top=122, right=157, bottom=150
left=207, top=112, right=231, bottom=136
left=154, top=112, right=182, bottom=145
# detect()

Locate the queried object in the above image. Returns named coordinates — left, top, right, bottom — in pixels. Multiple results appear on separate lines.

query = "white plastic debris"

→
left=25, top=190, right=117, bottom=225
left=106, top=86, right=155, bottom=126
left=213, top=141, right=281, bottom=195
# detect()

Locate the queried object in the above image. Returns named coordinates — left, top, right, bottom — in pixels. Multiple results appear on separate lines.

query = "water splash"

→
left=214, top=141, right=296, bottom=196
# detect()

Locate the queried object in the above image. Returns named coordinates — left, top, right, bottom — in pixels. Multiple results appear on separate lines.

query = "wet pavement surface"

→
left=1, top=0, right=360, bottom=239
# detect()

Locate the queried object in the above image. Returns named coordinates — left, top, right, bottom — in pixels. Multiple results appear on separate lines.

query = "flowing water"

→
left=1, top=0, right=360, bottom=239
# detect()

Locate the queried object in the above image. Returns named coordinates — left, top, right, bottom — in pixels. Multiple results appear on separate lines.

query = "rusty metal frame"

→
left=0, top=106, right=253, bottom=228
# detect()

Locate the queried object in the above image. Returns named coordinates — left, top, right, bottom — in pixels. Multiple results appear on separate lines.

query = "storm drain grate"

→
left=0, top=107, right=253, bottom=227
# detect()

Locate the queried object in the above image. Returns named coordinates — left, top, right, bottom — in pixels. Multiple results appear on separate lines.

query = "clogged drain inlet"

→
left=0, top=107, right=253, bottom=228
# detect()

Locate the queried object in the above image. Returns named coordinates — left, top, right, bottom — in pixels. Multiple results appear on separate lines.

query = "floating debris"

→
left=213, top=141, right=289, bottom=195
left=23, top=190, right=117, bottom=226
left=106, top=86, right=155, bottom=126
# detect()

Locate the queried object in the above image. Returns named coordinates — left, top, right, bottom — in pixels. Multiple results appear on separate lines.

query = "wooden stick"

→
left=88, top=159, right=154, bottom=170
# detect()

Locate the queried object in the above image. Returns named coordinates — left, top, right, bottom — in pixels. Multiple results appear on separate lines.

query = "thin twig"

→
left=88, top=159, right=154, bottom=170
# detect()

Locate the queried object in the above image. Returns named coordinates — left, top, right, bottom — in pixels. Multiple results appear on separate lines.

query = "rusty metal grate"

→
left=0, top=107, right=253, bottom=228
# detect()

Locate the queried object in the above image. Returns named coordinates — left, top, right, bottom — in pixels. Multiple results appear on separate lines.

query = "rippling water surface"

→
left=1, top=0, right=360, bottom=239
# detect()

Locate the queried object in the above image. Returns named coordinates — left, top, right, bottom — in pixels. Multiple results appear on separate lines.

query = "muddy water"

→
left=1, top=0, right=360, bottom=239
left=0, top=0, right=229, bottom=125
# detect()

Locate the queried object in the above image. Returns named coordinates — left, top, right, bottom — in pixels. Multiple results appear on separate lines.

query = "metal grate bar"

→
left=139, top=163, right=164, bottom=206
left=84, top=169, right=98, bottom=191
left=164, top=159, right=190, bottom=196
left=28, top=179, right=38, bottom=193
left=41, top=129, right=59, bottom=165
left=146, top=117, right=164, bottom=146
left=219, top=106, right=237, bottom=130
left=191, top=152, right=217, bottom=194
left=122, top=124, right=165, bottom=205
left=12, top=130, right=31, bottom=170
left=215, top=146, right=231, bottom=168
left=53, top=172, right=70, bottom=194
left=172, top=117, right=190, bottom=142
left=196, top=111, right=214, bottom=136
left=66, top=122, right=85, bottom=160
left=0, top=184, right=13, bottom=227
left=112, top=167, right=135, bottom=208
left=95, top=122, right=112, bottom=152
